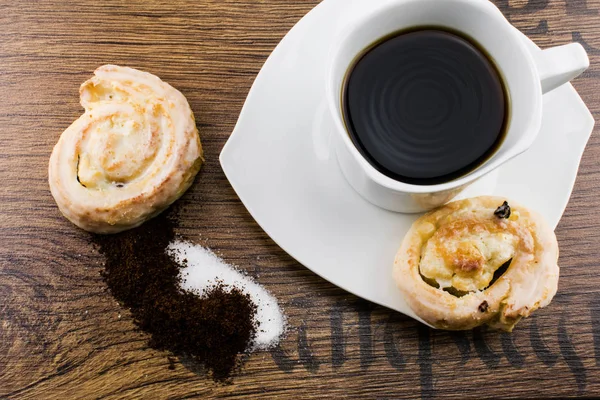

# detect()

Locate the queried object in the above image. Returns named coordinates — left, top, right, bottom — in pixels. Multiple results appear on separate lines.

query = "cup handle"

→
left=532, top=42, right=589, bottom=94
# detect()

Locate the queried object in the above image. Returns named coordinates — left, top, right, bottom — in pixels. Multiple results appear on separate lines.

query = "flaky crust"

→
left=49, top=65, right=203, bottom=233
left=393, top=196, right=559, bottom=331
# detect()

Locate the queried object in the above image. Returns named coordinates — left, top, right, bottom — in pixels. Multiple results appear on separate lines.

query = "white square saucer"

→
left=220, top=0, right=595, bottom=322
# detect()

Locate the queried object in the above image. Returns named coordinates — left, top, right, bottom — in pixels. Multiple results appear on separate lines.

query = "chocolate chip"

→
left=494, top=201, right=511, bottom=219
left=478, top=301, right=489, bottom=313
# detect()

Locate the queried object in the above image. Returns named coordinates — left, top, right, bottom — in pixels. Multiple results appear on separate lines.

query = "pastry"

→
left=393, top=196, right=559, bottom=331
left=49, top=65, right=203, bottom=234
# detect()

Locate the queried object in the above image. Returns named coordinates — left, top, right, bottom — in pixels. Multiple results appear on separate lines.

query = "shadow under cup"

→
left=327, top=0, right=543, bottom=212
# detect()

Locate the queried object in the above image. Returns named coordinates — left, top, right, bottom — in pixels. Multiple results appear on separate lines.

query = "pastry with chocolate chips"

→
left=393, top=196, right=559, bottom=331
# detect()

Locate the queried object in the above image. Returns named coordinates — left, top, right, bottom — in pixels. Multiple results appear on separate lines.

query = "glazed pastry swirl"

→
left=393, top=196, right=559, bottom=331
left=49, top=65, right=203, bottom=233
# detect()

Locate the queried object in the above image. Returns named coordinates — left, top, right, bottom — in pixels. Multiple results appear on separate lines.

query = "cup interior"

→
left=327, top=0, right=543, bottom=190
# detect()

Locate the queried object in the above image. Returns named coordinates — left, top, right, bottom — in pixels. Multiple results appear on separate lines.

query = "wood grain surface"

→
left=1, top=0, right=599, bottom=398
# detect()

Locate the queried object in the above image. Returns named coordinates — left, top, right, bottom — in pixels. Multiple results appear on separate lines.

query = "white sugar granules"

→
left=167, top=240, right=286, bottom=350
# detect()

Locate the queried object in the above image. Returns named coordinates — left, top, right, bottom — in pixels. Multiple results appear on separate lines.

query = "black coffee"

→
left=343, top=28, right=508, bottom=185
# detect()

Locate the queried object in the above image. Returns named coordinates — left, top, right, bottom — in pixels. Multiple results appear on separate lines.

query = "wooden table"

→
left=1, top=0, right=599, bottom=398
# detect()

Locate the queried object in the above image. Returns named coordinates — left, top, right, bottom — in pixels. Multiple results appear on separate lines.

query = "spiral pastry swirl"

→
left=49, top=65, right=203, bottom=233
left=394, top=197, right=559, bottom=331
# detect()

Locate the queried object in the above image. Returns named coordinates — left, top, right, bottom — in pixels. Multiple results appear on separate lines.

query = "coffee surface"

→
left=343, top=29, right=507, bottom=185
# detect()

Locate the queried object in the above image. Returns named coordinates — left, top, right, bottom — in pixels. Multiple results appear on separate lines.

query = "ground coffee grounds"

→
left=92, top=212, right=257, bottom=381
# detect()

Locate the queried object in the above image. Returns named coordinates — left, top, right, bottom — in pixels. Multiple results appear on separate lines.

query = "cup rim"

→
left=325, top=0, right=543, bottom=194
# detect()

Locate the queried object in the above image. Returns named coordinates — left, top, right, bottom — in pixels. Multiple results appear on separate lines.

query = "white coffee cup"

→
left=326, top=0, right=589, bottom=213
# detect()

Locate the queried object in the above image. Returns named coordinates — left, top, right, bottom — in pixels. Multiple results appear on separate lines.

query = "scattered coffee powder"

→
left=92, top=212, right=257, bottom=381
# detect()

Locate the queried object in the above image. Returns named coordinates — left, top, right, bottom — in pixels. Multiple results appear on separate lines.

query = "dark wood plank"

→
left=1, top=0, right=599, bottom=398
